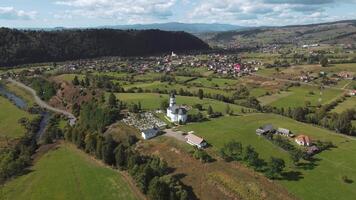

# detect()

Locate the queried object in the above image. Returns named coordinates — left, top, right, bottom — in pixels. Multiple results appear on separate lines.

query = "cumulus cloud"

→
left=54, top=0, right=177, bottom=23
left=0, top=7, right=37, bottom=20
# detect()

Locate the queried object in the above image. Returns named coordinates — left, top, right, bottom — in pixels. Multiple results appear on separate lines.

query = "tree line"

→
left=0, top=28, right=209, bottom=67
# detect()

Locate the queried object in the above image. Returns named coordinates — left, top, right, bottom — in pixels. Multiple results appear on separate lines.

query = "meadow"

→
left=260, top=85, right=344, bottom=108
left=331, top=97, right=356, bottom=113
left=180, top=113, right=356, bottom=200
left=0, top=143, right=138, bottom=200
left=115, top=93, right=251, bottom=115
left=0, top=96, right=34, bottom=138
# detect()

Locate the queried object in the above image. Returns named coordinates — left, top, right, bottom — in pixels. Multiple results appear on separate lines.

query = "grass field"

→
left=331, top=97, right=356, bottom=113
left=266, top=85, right=344, bottom=108
left=186, top=77, right=238, bottom=88
left=122, top=81, right=233, bottom=97
left=0, top=143, right=138, bottom=200
left=115, top=93, right=251, bottom=115
left=180, top=114, right=356, bottom=200
left=5, top=83, right=36, bottom=106
left=52, top=74, right=85, bottom=83
left=0, top=96, right=34, bottom=138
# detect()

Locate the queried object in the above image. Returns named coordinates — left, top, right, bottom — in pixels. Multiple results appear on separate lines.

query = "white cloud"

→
left=0, top=7, right=37, bottom=20
left=54, top=0, right=178, bottom=23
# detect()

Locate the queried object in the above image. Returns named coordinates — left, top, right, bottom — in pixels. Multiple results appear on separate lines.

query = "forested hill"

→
left=0, top=28, right=210, bottom=67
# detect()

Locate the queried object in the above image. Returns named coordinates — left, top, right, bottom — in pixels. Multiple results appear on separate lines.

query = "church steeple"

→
left=169, top=93, right=176, bottom=107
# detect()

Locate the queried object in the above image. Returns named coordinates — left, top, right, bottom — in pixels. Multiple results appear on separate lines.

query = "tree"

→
left=148, top=177, right=169, bottom=200
left=198, top=89, right=204, bottom=100
left=334, top=111, right=352, bottom=134
left=101, top=135, right=118, bottom=165
left=114, top=144, right=127, bottom=169
left=160, top=100, right=169, bottom=111
left=84, top=76, right=90, bottom=87
left=72, top=76, right=79, bottom=85
left=72, top=103, right=80, bottom=117
left=207, top=105, right=213, bottom=115
left=220, top=140, right=243, bottom=161
left=290, top=148, right=304, bottom=165
left=266, top=157, right=285, bottom=179
left=320, top=57, right=328, bottom=67
left=108, top=93, right=118, bottom=108
left=244, top=145, right=260, bottom=168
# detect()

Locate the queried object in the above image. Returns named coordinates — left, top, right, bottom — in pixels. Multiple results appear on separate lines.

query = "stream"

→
left=0, top=84, right=51, bottom=141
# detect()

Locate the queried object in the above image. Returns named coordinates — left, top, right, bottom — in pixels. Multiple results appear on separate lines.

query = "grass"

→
left=115, top=93, right=251, bottom=115
left=331, top=97, right=356, bottom=113
left=122, top=81, right=233, bottom=97
left=0, top=143, right=138, bottom=200
left=5, top=83, right=36, bottom=106
left=0, top=96, right=34, bottom=138
left=53, top=74, right=84, bottom=83
left=268, top=85, right=344, bottom=108
left=180, top=114, right=356, bottom=200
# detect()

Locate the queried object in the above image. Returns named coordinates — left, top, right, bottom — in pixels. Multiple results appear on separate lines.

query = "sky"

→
left=1, top=0, right=356, bottom=28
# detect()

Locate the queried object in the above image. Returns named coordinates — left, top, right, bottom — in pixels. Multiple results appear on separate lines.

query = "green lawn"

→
left=0, top=96, right=34, bottom=138
left=331, top=97, right=356, bottom=113
left=0, top=143, right=138, bottom=200
left=115, top=93, right=251, bottom=114
left=268, top=85, right=344, bottom=108
left=180, top=114, right=356, bottom=200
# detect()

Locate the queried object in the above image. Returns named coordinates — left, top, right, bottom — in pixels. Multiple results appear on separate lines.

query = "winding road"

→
left=7, top=78, right=77, bottom=126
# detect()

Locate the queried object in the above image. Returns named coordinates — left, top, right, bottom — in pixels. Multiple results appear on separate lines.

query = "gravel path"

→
left=163, top=128, right=187, bottom=142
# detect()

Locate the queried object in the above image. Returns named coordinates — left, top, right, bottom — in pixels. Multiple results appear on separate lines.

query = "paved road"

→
left=8, top=78, right=76, bottom=126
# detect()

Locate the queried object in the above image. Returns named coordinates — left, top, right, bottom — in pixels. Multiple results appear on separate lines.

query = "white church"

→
left=166, top=93, right=188, bottom=124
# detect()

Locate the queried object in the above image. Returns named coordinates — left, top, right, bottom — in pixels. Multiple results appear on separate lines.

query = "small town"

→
left=0, top=2, right=356, bottom=200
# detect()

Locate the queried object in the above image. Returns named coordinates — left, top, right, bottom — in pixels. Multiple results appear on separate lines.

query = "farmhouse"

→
left=185, top=133, right=207, bottom=148
left=166, top=93, right=188, bottom=123
left=256, top=124, right=275, bottom=136
left=141, top=128, right=159, bottom=140
left=276, top=128, right=294, bottom=137
left=295, top=135, right=311, bottom=146
left=338, top=71, right=354, bottom=80
left=348, top=90, right=356, bottom=96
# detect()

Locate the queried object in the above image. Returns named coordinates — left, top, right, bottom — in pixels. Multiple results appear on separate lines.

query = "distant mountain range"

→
left=99, top=22, right=246, bottom=33
left=202, top=20, right=356, bottom=47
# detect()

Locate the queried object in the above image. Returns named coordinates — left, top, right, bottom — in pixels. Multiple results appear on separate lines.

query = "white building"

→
left=185, top=133, right=207, bottom=148
left=166, top=93, right=188, bottom=123
left=141, top=128, right=159, bottom=140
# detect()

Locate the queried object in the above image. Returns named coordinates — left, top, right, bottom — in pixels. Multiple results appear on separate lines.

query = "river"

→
left=0, top=84, right=51, bottom=141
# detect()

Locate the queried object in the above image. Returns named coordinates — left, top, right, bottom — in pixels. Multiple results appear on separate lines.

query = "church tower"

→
left=169, top=93, right=176, bottom=107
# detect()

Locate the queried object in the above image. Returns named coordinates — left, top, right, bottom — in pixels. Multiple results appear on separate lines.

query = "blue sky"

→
left=1, top=0, right=356, bottom=28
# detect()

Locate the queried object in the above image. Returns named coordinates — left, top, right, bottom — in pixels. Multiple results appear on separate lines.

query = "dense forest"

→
left=0, top=28, right=210, bottom=67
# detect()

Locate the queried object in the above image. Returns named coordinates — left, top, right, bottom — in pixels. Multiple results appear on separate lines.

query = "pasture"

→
left=115, top=93, right=251, bottom=115
left=0, top=143, right=138, bottom=200
left=180, top=114, right=356, bottom=200
left=265, top=85, right=344, bottom=108
left=331, top=97, right=356, bottom=113
left=0, top=96, right=34, bottom=138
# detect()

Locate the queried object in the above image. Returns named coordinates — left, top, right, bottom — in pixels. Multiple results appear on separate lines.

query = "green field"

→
left=115, top=93, right=250, bottom=115
left=180, top=114, right=356, bottom=200
left=0, top=143, right=138, bottom=200
left=123, top=81, right=233, bottom=97
left=331, top=97, right=356, bottom=113
left=187, top=77, right=238, bottom=88
left=5, top=83, right=36, bottom=106
left=264, top=85, right=344, bottom=108
left=0, top=96, right=34, bottom=138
